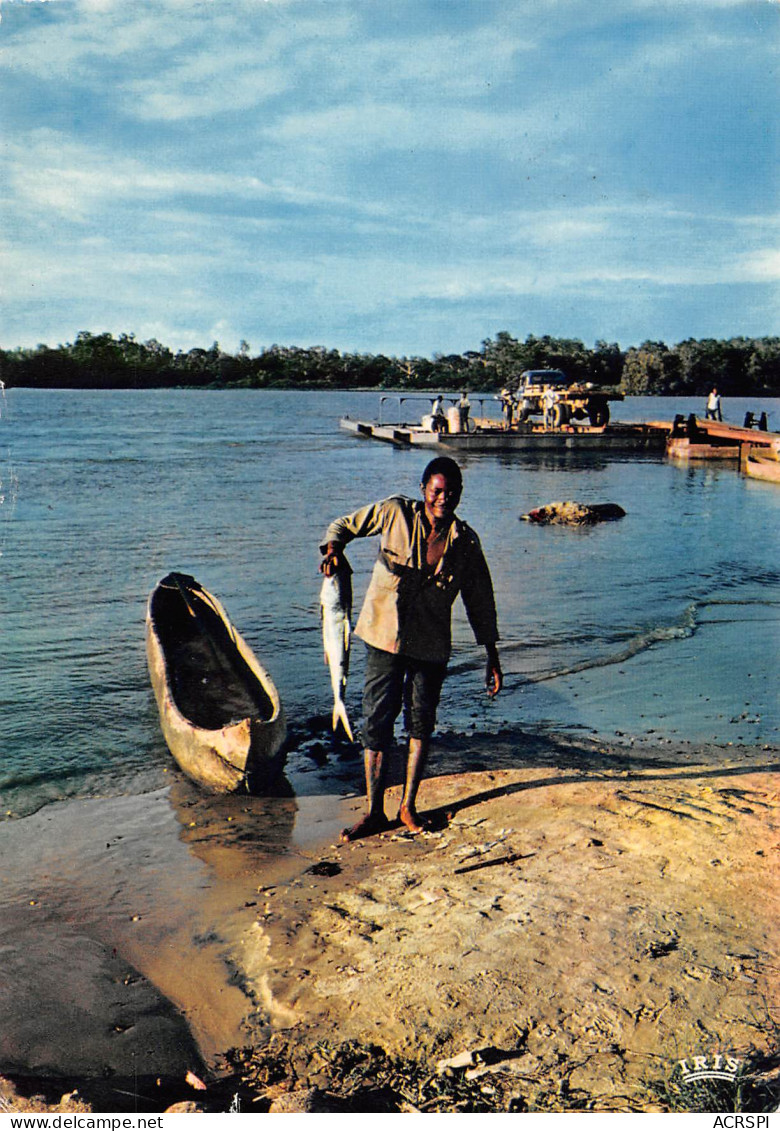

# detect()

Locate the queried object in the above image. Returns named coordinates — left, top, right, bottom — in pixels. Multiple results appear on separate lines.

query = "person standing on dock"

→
left=705, top=388, right=723, bottom=421
left=458, top=391, right=471, bottom=432
left=319, top=456, right=502, bottom=842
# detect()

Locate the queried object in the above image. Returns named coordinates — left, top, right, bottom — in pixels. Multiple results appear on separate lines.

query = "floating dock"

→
left=666, top=437, right=741, bottom=461
left=664, top=417, right=780, bottom=466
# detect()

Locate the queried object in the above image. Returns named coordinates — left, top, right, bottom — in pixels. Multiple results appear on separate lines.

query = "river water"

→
left=0, top=388, right=778, bottom=823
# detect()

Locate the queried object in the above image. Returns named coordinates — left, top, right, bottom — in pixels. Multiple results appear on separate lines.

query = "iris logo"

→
left=677, top=1053, right=743, bottom=1084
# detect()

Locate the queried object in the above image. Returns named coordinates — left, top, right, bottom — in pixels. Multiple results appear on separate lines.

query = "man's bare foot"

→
left=398, top=802, right=425, bottom=835
left=340, top=813, right=390, bottom=843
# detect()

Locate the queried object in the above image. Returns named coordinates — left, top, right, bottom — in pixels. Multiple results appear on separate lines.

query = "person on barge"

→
left=431, top=394, right=447, bottom=433
left=319, top=457, right=502, bottom=842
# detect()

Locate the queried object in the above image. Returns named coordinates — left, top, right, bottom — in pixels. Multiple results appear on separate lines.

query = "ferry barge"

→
left=340, top=394, right=668, bottom=453
left=340, top=396, right=780, bottom=468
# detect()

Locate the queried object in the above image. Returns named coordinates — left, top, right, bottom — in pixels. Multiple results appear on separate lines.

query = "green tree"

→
left=478, top=332, right=524, bottom=385
left=745, top=337, right=780, bottom=395
left=621, top=342, right=674, bottom=395
left=588, top=340, right=624, bottom=387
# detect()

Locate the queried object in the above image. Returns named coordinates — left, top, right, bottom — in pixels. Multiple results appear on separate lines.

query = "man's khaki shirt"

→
left=322, top=495, right=499, bottom=664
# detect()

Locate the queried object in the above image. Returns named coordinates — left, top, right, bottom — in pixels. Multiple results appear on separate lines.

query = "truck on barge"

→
left=510, top=369, right=619, bottom=428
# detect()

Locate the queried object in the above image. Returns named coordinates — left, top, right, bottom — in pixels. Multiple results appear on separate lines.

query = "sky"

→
left=0, top=0, right=777, bottom=358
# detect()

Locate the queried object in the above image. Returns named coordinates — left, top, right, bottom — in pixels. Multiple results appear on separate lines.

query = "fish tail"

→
left=332, top=699, right=355, bottom=743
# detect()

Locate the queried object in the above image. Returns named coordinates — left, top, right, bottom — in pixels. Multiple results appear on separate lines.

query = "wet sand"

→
left=1, top=730, right=778, bottom=1112
left=0, top=782, right=307, bottom=1088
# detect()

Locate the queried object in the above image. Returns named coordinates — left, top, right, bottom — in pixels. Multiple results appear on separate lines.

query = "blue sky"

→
left=1, top=0, right=777, bottom=357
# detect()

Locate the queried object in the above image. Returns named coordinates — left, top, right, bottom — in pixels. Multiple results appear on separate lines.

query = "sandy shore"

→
left=223, top=732, right=779, bottom=1111
left=2, top=730, right=778, bottom=1112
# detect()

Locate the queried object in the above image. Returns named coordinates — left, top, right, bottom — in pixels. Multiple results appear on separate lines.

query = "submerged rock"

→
left=521, top=501, right=626, bottom=525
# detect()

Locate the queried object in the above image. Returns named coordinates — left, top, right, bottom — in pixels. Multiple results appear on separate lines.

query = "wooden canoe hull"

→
left=743, top=448, right=780, bottom=484
left=146, top=573, right=286, bottom=792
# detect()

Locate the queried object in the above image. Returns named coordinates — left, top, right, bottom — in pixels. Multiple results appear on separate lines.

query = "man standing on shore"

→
left=320, top=457, right=502, bottom=842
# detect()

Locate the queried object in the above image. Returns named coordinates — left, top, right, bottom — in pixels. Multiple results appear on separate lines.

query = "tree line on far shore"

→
left=1, top=330, right=778, bottom=396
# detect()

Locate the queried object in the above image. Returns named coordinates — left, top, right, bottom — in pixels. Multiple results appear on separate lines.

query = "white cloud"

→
left=1, top=4, right=187, bottom=76
left=116, top=14, right=537, bottom=126
left=526, top=217, right=610, bottom=244
left=1, top=0, right=353, bottom=114
left=126, top=44, right=291, bottom=121
left=734, top=249, right=780, bottom=282
left=337, top=23, right=534, bottom=99
left=5, top=131, right=391, bottom=221
left=5, top=122, right=772, bottom=316
left=263, top=99, right=548, bottom=156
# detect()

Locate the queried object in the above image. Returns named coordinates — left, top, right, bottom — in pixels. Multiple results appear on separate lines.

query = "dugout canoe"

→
left=742, top=447, right=780, bottom=485
left=146, top=572, right=286, bottom=792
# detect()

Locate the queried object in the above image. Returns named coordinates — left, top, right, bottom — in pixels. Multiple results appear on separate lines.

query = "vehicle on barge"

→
left=510, top=369, right=621, bottom=428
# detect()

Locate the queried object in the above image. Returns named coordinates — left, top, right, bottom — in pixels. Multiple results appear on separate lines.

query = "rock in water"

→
left=521, top=501, right=626, bottom=525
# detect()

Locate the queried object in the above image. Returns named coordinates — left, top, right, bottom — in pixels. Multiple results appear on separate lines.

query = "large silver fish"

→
left=320, top=561, right=355, bottom=742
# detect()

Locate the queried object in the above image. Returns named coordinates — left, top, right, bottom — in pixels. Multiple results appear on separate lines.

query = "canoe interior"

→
left=151, top=576, right=276, bottom=730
